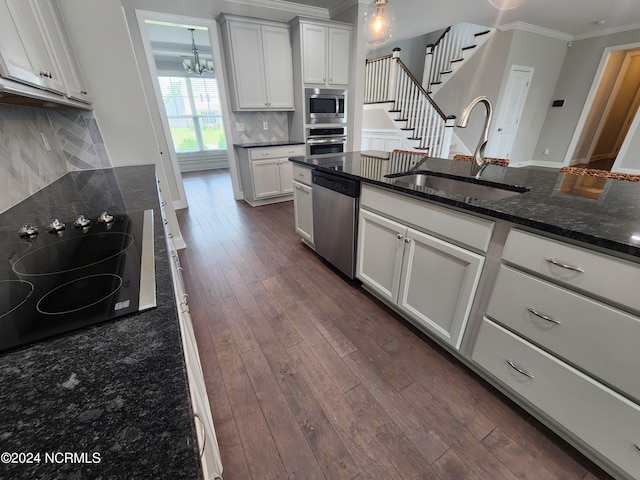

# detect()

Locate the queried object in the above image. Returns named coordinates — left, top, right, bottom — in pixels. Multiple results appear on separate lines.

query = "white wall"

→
left=58, top=0, right=184, bottom=246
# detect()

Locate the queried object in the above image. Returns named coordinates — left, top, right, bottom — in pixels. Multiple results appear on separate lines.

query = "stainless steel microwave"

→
left=305, top=88, right=346, bottom=124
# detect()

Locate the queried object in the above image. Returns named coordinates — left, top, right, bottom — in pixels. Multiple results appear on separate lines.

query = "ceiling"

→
left=146, top=0, right=640, bottom=64
left=285, top=0, right=640, bottom=41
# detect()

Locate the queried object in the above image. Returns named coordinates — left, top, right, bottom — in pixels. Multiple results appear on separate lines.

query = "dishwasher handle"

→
left=312, top=170, right=360, bottom=198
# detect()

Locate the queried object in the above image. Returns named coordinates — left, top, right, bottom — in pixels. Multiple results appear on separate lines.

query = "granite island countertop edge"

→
left=289, top=152, right=640, bottom=260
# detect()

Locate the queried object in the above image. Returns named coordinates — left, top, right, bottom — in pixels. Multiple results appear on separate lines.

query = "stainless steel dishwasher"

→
left=312, top=169, right=360, bottom=279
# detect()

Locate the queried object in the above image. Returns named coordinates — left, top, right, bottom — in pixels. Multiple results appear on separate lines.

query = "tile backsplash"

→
left=0, top=104, right=111, bottom=214
left=230, top=111, right=289, bottom=144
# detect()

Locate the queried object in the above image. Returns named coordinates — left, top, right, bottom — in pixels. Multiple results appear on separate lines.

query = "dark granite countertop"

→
left=290, top=150, right=640, bottom=259
left=234, top=140, right=305, bottom=148
left=0, top=166, right=201, bottom=479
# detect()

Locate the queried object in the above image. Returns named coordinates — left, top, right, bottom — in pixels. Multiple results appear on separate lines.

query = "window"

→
left=158, top=76, right=227, bottom=153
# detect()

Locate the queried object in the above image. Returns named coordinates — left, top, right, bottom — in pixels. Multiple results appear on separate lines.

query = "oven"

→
left=0, top=209, right=155, bottom=352
left=306, top=88, right=346, bottom=124
left=306, top=127, right=347, bottom=156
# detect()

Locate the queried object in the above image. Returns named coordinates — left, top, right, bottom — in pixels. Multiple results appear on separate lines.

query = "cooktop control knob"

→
left=73, top=215, right=91, bottom=228
left=47, top=219, right=66, bottom=232
left=18, top=224, right=39, bottom=237
left=97, top=212, right=114, bottom=224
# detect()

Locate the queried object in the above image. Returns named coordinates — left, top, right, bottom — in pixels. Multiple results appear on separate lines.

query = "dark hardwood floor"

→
left=176, top=169, right=611, bottom=480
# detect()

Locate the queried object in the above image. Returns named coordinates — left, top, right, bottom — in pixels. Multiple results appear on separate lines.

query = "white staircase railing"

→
left=364, top=48, right=455, bottom=158
left=423, top=22, right=493, bottom=95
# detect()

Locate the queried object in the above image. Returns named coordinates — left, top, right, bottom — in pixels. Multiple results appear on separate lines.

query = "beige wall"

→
left=533, top=28, right=640, bottom=167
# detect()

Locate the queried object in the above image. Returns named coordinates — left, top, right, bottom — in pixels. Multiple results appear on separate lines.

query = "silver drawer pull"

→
left=193, top=412, right=207, bottom=457
left=506, top=360, right=534, bottom=379
left=527, top=307, right=561, bottom=325
left=545, top=258, right=584, bottom=273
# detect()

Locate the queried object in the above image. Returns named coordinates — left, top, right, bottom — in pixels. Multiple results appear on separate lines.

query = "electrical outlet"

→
left=40, top=132, right=51, bottom=152
left=263, top=121, right=268, bottom=130
left=236, top=123, right=245, bottom=132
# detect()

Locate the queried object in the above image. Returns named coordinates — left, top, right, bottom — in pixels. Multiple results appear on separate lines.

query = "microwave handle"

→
left=307, top=137, right=346, bottom=144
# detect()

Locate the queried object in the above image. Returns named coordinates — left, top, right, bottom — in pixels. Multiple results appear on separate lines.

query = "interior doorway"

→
left=565, top=43, right=640, bottom=171
left=135, top=11, right=240, bottom=207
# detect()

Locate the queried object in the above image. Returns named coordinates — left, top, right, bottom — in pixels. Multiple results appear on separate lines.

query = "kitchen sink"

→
left=386, top=171, right=529, bottom=200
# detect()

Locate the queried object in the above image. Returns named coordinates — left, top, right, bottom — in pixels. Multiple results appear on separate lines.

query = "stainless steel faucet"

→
left=456, top=96, right=493, bottom=178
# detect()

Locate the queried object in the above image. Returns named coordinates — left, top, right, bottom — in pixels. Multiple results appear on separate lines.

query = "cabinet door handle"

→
left=404, top=237, right=411, bottom=243
left=545, top=258, right=584, bottom=272
left=193, top=412, right=207, bottom=458
left=506, top=360, right=535, bottom=379
left=635, top=444, right=640, bottom=453
left=527, top=307, right=561, bottom=325
left=396, top=233, right=404, bottom=240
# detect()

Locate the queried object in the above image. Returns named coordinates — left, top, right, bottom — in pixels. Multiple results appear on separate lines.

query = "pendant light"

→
left=363, top=0, right=396, bottom=46
left=183, top=28, right=214, bottom=76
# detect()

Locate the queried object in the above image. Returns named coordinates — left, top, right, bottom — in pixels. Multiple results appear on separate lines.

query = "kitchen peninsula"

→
left=0, top=166, right=202, bottom=479
left=290, top=150, right=640, bottom=480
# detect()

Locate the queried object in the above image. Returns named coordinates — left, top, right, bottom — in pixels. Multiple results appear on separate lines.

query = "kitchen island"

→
left=289, top=150, right=640, bottom=259
left=0, top=166, right=202, bottom=479
left=290, top=150, right=640, bottom=480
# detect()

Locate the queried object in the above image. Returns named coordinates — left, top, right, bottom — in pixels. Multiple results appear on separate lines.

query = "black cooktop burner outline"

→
left=0, top=242, right=32, bottom=261
left=0, top=279, right=34, bottom=319
left=36, top=273, right=123, bottom=315
left=12, top=232, right=135, bottom=277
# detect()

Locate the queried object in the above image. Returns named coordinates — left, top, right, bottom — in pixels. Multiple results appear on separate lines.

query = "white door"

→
left=489, top=65, right=534, bottom=159
left=397, top=227, right=484, bottom=349
left=356, top=209, right=406, bottom=304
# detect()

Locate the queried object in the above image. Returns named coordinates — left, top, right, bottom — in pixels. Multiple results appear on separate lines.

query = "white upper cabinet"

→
left=0, top=0, right=66, bottom=94
left=35, top=0, right=91, bottom=103
left=0, top=0, right=91, bottom=104
left=300, top=21, right=351, bottom=87
left=220, top=14, right=294, bottom=111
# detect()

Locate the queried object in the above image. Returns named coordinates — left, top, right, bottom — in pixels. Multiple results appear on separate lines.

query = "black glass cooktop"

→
left=0, top=210, right=155, bottom=352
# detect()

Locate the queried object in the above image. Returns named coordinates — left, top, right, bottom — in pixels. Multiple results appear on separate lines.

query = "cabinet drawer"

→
left=472, top=318, right=640, bottom=480
left=292, top=164, right=312, bottom=186
left=487, top=265, right=640, bottom=401
left=360, top=185, right=494, bottom=252
left=502, top=229, right=640, bottom=312
left=248, top=144, right=304, bottom=160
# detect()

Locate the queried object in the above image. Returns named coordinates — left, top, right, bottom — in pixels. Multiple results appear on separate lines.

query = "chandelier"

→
left=183, top=28, right=214, bottom=76
left=363, top=0, right=396, bottom=46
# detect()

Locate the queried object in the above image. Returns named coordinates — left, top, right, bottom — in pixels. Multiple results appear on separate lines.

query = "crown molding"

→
left=225, top=0, right=329, bottom=18
left=328, top=0, right=359, bottom=17
left=498, top=21, right=573, bottom=41
left=572, top=22, right=640, bottom=41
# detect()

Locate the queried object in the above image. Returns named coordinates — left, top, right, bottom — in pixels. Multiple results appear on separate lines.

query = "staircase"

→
left=423, top=22, right=495, bottom=95
left=363, top=22, right=495, bottom=157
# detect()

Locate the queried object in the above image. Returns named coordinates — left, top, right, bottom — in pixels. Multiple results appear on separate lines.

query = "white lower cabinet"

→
left=473, top=317, right=640, bottom=480
left=167, top=243, right=223, bottom=480
left=357, top=207, right=484, bottom=349
left=236, top=144, right=304, bottom=206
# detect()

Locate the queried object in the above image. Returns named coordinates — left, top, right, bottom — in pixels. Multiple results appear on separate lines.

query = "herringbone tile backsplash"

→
left=0, top=104, right=111, bottom=214
left=230, top=111, right=289, bottom=144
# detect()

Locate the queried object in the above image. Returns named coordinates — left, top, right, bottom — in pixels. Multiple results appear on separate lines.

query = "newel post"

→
left=422, top=44, right=434, bottom=92
left=440, top=115, right=456, bottom=159
left=388, top=47, right=401, bottom=102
